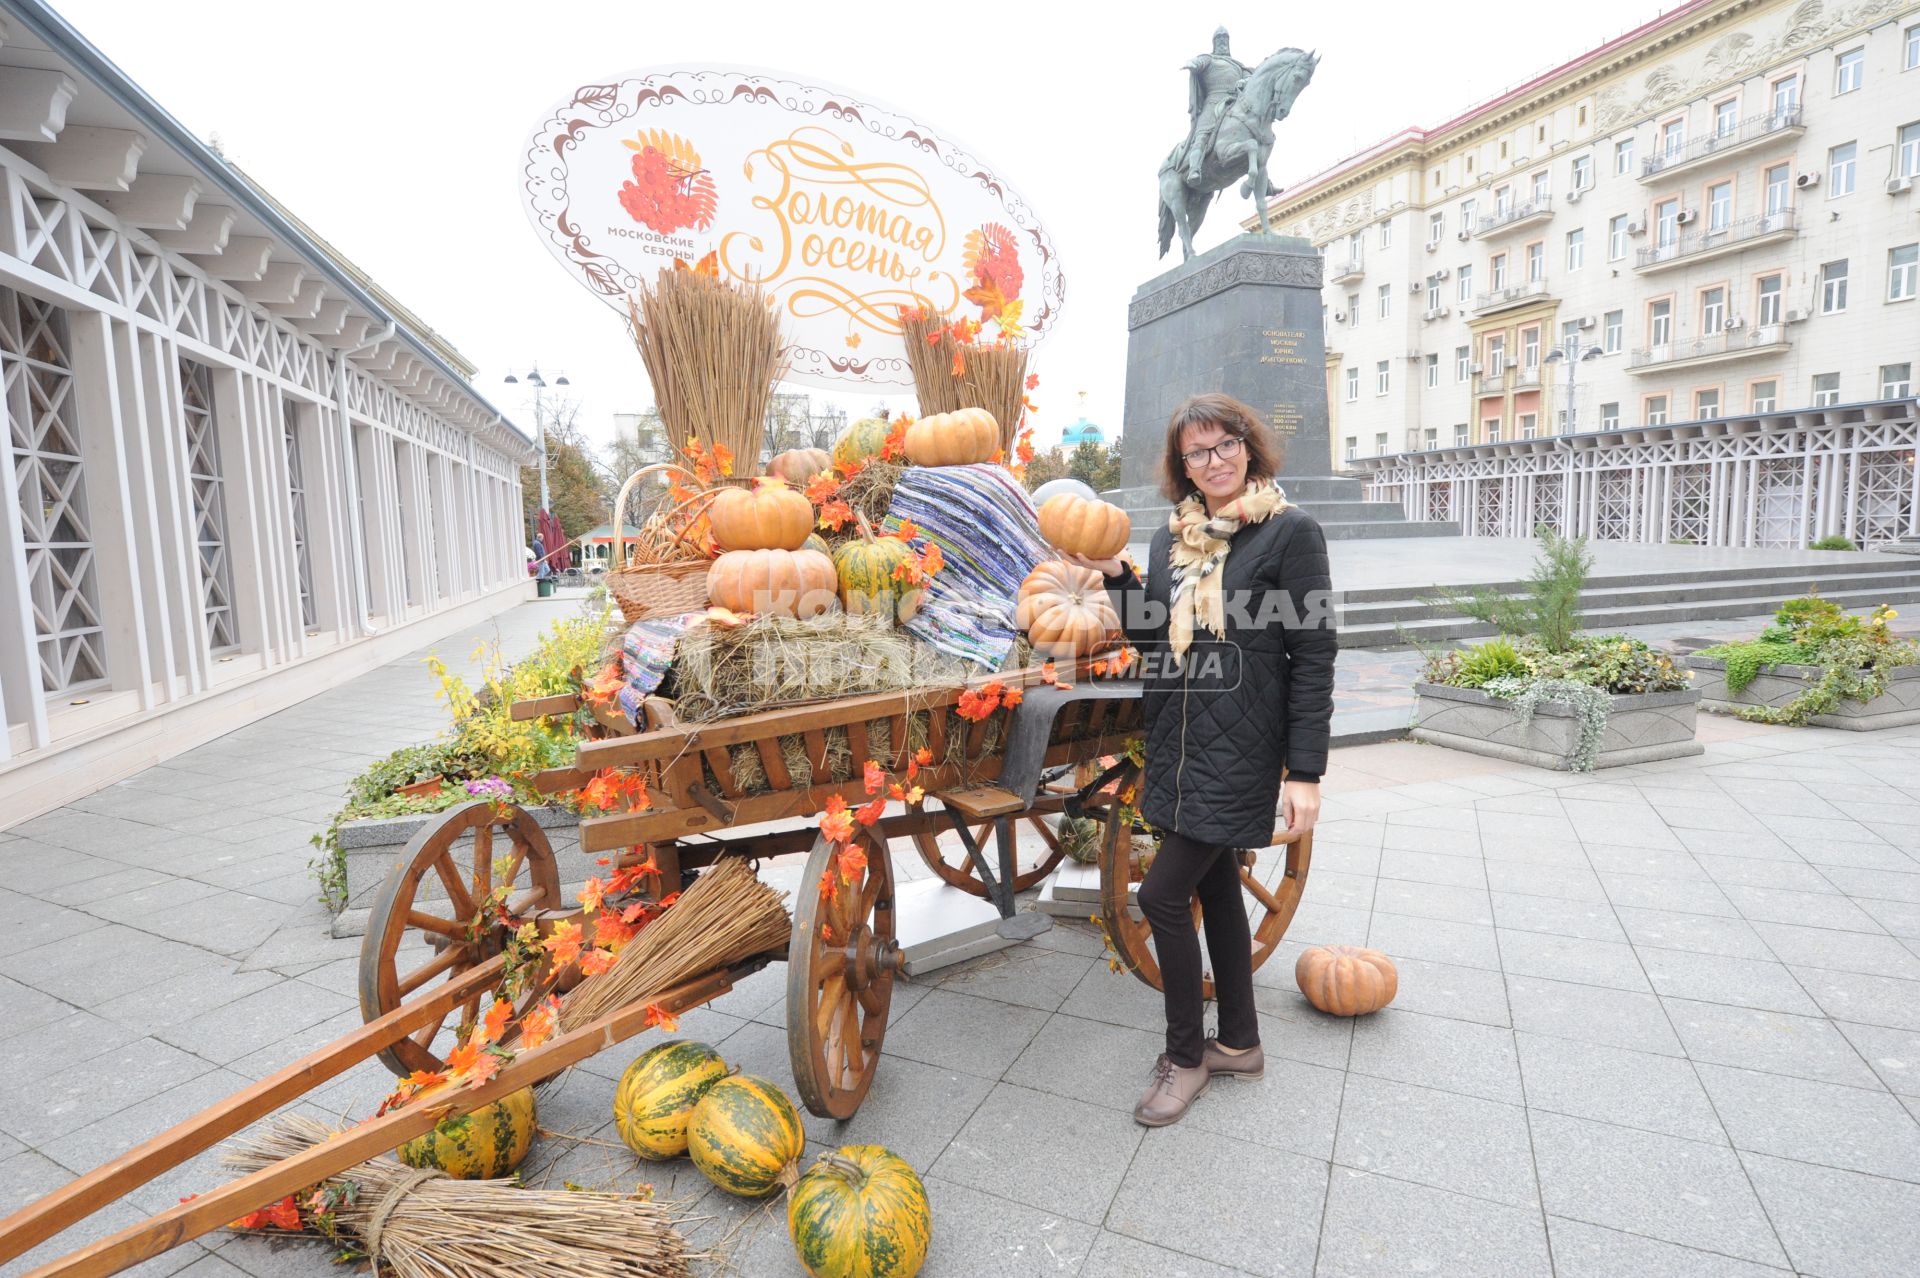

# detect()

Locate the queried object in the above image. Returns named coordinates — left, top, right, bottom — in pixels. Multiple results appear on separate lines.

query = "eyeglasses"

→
left=1180, top=435, right=1245, bottom=470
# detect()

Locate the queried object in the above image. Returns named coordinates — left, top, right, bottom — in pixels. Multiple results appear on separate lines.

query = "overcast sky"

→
left=54, top=0, right=1675, bottom=453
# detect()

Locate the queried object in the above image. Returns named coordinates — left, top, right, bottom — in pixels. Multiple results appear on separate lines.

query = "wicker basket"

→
left=607, top=463, right=719, bottom=625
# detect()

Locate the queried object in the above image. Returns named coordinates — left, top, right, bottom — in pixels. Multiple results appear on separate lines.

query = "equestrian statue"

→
left=1159, top=28, right=1319, bottom=261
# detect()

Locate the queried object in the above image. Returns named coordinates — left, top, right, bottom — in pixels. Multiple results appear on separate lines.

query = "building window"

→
left=1907, top=23, right=1920, bottom=70
left=1571, top=154, right=1592, bottom=190
left=1322, top=303, right=1329, bottom=335
left=1603, top=310, right=1624, bottom=353
left=1460, top=197, right=1477, bottom=230
left=1379, top=219, right=1392, bottom=248
left=1714, top=99, right=1738, bottom=136
left=1608, top=214, right=1628, bottom=261
left=1377, top=283, right=1391, bottom=319
left=1522, top=327, right=1541, bottom=370
left=1812, top=372, right=1841, bottom=406
left=1900, top=122, right=1920, bottom=178
left=1751, top=380, right=1777, bottom=412
left=180, top=360, right=238, bottom=653
left=1491, top=253, right=1508, bottom=289
left=1453, top=423, right=1470, bottom=446
left=1374, top=432, right=1389, bottom=455
left=1614, top=137, right=1634, bottom=176
left=1344, top=437, right=1357, bottom=462
left=1525, top=241, right=1544, bottom=283
left=1427, top=212, right=1444, bottom=246
left=1649, top=299, right=1673, bottom=347
left=1530, top=170, right=1550, bottom=203
left=1771, top=75, right=1800, bottom=118
left=1425, top=353, right=1440, bottom=387
left=1488, top=334, right=1506, bottom=374
left=1661, top=118, right=1685, bottom=158
left=1829, top=142, right=1856, bottom=196
left=1493, top=185, right=1513, bottom=216
left=1520, top=413, right=1539, bottom=439
left=1457, top=264, right=1474, bottom=303
left=1600, top=402, right=1620, bottom=429
left=1349, top=231, right=1365, bottom=265
left=0, top=289, right=107, bottom=694
left=1835, top=47, right=1864, bottom=95
left=1891, top=244, right=1919, bottom=301
left=1821, top=260, right=1849, bottom=314
left=282, top=401, right=316, bottom=630
left=1348, top=293, right=1360, bottom=326
left=1345, top=366, right=1359, bottom=401
left=1757, top=274, right=1784, bottom=326
left=1484, top=418, right=1502, bottom=444
left=1645, top=395, right=1669, bottom=426
left=1707, top=181, right=1732, bottom=231
left=1455, top=345, right=1471, bottom=382
left=1655, top=198, right=1680, bottom=246
left=1695, top=388, right=1720, bottom=419
left=1423, top=427, right=1438, bottom=449
left=1701, top=286, right=1727, bottom=333
left=1562, top=319, right=1581, bottom=346
left=1764, top=163, right=1791, bottom=215
left=1376, top=360, right=1391, bottom=395
left=1883, top=363, right=1914, bottom=398
left=1565, top=228, right=1585, bottom=272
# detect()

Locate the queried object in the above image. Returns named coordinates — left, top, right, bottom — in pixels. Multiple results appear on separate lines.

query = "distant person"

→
left=1061, top=392, right=1337, bottom=1127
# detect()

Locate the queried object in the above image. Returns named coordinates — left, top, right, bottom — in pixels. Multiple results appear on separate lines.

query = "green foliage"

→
left=1450, top=637, right=1529, bottom=688
left=1428, top=633, right=1688, bottom=696
left=1699, top=599, right=1915, bottom=724
left=1430, top=525, right=1592, bottom=653
left=1809, top=535, right=1857, bottom=551
left=1480, top=676, right=1613, bottom=772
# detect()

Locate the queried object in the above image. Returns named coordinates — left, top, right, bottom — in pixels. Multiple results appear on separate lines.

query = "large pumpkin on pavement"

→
left=1295, top=945, right=1398, bottom=1017
left=688, top=1074, right=805, bottom=1198
left=613, top=1039, right=730, bottom=1161
left=788, top=1145, right=932, bottom=1278
left=396, top=1087, right=536, bottom=1180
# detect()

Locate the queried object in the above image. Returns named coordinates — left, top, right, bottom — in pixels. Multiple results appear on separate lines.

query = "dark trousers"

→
left=1137, top=830, right=1261, bottom=1068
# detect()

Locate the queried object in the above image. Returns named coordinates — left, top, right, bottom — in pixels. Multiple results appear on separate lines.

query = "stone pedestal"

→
left=1111, top=234, right=1457, bottom=542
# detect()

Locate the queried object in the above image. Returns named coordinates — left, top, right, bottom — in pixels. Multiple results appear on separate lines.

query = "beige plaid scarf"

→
left=1165, top=480, right=1290, bottom=657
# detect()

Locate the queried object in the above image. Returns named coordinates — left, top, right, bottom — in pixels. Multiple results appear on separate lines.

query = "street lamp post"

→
left=504, top=365, right=570, bottom=517
left=1543, top=339, right=1605, bottom=434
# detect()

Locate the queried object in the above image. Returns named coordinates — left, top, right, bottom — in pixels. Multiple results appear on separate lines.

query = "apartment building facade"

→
left=1252, top=0, right=1920, bottom=469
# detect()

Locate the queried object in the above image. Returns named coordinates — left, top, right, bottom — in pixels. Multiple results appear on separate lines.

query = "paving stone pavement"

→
left=4, top=593, right=1920, bottom=1277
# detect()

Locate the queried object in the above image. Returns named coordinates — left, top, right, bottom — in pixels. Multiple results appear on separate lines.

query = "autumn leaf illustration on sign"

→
left=618, top=129, right=718, bottom=234
left=962, top=223, right=1024, bottom=323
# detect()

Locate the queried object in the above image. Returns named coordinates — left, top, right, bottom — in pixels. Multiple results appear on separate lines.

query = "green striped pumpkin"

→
left=788, top=1146, right=932, bottom=1278
left=613, top=1039, right=730, bottom=1160
left=832, top=418, right=892, bottom=471
left=832, top=527, right=920, bottom=623
left=395, top=1087, right=536, bottom=1180
left=687, top=1074, right=804, bottom=1198
left=803, top=533, right=832, bottom=556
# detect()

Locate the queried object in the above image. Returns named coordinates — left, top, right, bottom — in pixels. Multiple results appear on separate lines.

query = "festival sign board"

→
left=520, top=66, right=1065, bottom=390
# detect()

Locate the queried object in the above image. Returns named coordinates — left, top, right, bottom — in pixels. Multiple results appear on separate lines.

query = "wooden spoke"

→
left=1094, top=762, right=1313, bottom=997
left=788, top=825, right=896, bottom=1119
left=358, top=802, right=565, bottom=1077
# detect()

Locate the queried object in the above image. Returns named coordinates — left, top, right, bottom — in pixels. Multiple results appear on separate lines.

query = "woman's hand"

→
left=1281, top=780, right=1321, bottom=835
left=1059, top=549, right=1126, bottom=578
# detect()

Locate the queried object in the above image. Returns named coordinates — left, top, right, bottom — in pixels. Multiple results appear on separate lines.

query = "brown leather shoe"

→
left=1203, top=1038, right=1265, bottom=1080
left=1134, top=1054, right=1211, bottom=1127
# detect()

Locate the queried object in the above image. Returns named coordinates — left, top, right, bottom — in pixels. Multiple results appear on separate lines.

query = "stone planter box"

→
left=1411, top=682, right=1703, bottom=770
left=330, top=804, right=589, bottom=938
left=1685, top=656, right=1920, bottom=729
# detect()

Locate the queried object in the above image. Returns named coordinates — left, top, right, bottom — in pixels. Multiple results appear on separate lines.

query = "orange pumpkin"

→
left=905, top=408, right=1000, bottom=467
left=710, top=482, right=814, bottom=552
left=1294, top=945, right=1397, bottom=1017
left=1038, top=494, right=1132, bottom=561
left=1015, top=560, right=1119, bottom=658
left=708, top=549, right=840, bottom=618
left=768, top=448, right=832, bottom=486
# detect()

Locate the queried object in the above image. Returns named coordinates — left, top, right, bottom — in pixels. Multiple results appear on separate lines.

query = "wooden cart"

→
left=0, top=662, right=1312, bottom=1277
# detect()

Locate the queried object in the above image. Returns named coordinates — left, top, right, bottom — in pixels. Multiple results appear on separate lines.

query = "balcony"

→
left=1628, top=322, right=1791, bottom=374
left=1475, top=197, right=1553, bottom=238
left=1635, top=208, right=1798, bottom=272
left=1475, top=370, right=1510, bottom=396
left=1471, top=278, right=1553, bottom=316
left=1638, top=107, right=1805, bottom=182
left=1511, top=367, right=1542, bottom=390
left=1327, top=256, right=1365, bottom=284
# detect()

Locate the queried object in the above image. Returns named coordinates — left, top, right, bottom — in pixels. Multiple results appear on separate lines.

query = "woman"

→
left=1061, top=393, right=1336, bottom=1127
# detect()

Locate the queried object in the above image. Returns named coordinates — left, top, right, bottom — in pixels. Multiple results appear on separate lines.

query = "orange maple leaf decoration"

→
left=580, top=946, right=618, bottom=976
left=464, top=1049, right=503, bottom=1091
left=543, top=919, right=584, bottom=968
left=579, top=876, right=609, bottom=916
left=863, top=760, right=886, bottom=795
left=477, top=999, right=513, bottom=1047
left=1026, top=372, right=1041, bottom=390
left=445, top=1038, right=485, bottom=1079
left=521, top=996, right=562, bottom=1050
left=853, top=795, right=886, bottom=827
left=819, top=794, right=856, bottom=845
left=229, top=1194, right=301, bottom=1232
left=817, top=498, right=855, bottom=532
left=642, top=1005, right=680, bottom=1033
left=804, top=471, right=842, bottom=505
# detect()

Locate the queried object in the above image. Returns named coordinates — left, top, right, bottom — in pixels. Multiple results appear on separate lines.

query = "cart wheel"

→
left=358, top=801, right=566, bottom=1076
left=1090, top=762, right=1310, bottom=997
left=788, top=825, right=900, bottom=1120
left=908, top=797, right=1071, bottom=897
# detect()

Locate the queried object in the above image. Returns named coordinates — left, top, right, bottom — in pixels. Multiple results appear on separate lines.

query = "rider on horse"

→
left=1184, top=27, right=1249, bottom=187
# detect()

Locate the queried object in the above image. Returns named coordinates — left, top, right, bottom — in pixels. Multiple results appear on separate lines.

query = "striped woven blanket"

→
left=616, top=611, right=701, bottom=724
left=883, top=463, right=1047, bottom=669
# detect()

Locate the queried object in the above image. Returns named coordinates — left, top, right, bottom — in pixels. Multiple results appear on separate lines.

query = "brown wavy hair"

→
left=1158, top=393, right=1284, bottom=502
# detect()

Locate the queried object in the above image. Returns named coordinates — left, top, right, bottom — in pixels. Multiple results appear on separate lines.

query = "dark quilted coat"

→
left=1102, top=505, right=1337, bottom=849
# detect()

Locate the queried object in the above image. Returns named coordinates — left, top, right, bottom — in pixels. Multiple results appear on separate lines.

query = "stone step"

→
left=1318, top=519, right=1466, bottom=540
left=1339, top=569, right=1920, bottom=625
left=1334, top=552, right=1920, bottom=603
left=1339, top=582, right=1920, bottom=649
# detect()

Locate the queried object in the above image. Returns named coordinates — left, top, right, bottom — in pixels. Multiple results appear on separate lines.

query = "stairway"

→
left=1110, top=475, right=1460, bottom=541
left=1334, top=555, right=1920, bottom=650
